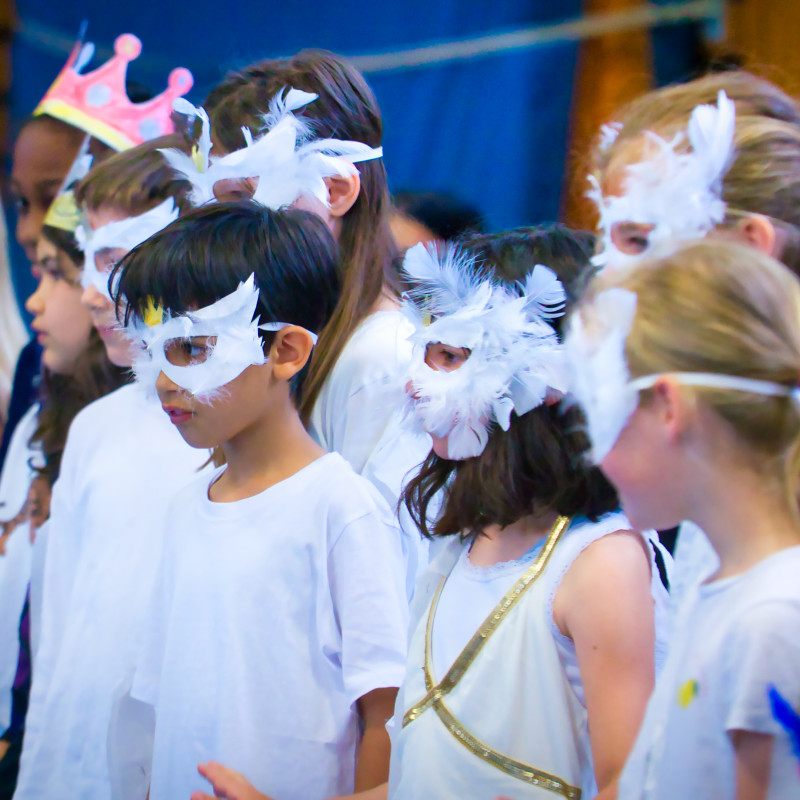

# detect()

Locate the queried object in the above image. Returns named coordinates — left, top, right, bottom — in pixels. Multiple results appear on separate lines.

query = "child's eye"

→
left=610, top=222, right=654, bottom=255
left=424, top=343, right=471, bottom=373
left=164, top=337, right=212, bottom=367
left=11, top=194, right=30, bottom=216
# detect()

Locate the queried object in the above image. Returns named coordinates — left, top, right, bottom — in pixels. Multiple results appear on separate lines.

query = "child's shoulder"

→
left=732, top=545, right=800, bottom=607
left=331, top=310, right=414, bottom=384
left=69, top=383, right=136, bottom=435
left=307, top=452, right=396, bottom=519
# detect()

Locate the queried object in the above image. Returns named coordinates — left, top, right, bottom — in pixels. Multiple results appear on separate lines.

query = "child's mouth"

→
left=162, top=405, right=194, bottom=425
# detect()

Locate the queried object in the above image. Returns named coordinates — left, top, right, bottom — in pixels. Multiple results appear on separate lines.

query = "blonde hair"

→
left=590, top=239, right=800, bottom=516
left=595, top=71, right=800, bottom=274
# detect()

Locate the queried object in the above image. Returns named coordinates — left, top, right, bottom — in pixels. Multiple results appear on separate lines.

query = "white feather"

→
left=520, top=265, right=567, bottom=319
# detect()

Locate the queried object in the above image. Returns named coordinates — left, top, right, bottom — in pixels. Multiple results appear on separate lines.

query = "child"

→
left=203, top=52, right=431, bottom=525
left=589, top=70, right=800, bottom=274
left=193, top=228, right=667, bottom=800
left=388, top=237, right=665, bottom=800
left=565, top=238, right=800, bottom=798
left=115, top=202, right=408, bottom=800
left=587, top=69, right=800, bottom=603
left=0, top=147, right=128, bottom=797
left=13, top=135, right=205, bottom=800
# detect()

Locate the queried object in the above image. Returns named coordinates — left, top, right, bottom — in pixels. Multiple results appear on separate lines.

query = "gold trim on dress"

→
left=402, top=515, right=581, bottom=798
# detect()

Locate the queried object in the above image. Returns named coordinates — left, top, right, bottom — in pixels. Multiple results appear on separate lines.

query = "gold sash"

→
left=402, top=515, right=581, bottom=799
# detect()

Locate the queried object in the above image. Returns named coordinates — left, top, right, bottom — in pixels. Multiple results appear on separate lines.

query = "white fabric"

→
left=669, top=520, right=719, bottom=614
left=0, top=403, right=38, bottom=734
left=308, top=309, right=433, bottom=590
left=128, top=452, right=409, bottom=800
left=28, top=519, right=49, bottom=663
left=388, top=513, right=670, bottom=800
left=14, top=383, right=208, bottom=800
left=619, top=546, right=800, bottom=800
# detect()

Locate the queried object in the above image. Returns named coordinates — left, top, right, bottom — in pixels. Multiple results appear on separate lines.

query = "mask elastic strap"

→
left=629, top=371, right=799, bottom=408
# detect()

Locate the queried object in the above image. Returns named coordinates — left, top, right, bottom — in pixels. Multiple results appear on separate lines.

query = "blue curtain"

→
left=8, top=1, right=699, bottom=312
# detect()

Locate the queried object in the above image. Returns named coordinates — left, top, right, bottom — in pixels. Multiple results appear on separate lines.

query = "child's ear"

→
left=325, top=171, right=361, bottom=218
left=651, top=376, right=694, bottom=443
left=269, top=327, right=316, bottom=381
left=735, top=214, right=778, bottom=257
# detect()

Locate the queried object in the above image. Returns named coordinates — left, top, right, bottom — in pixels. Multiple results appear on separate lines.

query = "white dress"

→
left=388, top=514, right=670, bottom=800
left=14, top=384, right=208, bottom=800
left=618, top=546, right=800, bottom=800
left=129, top=453, right=409, bottom=800
left=0, top=403, right=38, bottom=734
left=308, top=309, right=433, bottom=588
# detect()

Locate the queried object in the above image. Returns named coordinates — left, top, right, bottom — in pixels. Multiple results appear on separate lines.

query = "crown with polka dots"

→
left=34, top=32, right=193, bottom=151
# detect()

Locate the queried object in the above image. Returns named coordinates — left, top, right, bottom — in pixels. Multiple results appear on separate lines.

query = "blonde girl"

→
left=566, top=239, right=800, bottom=799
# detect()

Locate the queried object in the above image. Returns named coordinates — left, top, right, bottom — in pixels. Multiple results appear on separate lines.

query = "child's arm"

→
left=191, top=763, right=389, bottom=800
left=731, top=729, right=774, bottom=800
left=354, top=687, right=397, bottom=790
left=554, top=530, right=656, bottom=799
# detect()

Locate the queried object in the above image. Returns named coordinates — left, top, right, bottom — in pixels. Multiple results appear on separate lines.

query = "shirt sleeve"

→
left=724, top=599, right=800, bottom=736
left=328, top=508, right=410, bottom=708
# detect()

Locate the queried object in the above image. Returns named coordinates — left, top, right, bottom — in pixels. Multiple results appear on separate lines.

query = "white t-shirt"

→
left=308, top=310, right=432, bottom=587
left=131, top=452, right=409, bottom=800
left=14, top=384, right=208, bottom=800
left=0, top=402, right=38, bottom=734
left=619, top=546, right=800, bottom=800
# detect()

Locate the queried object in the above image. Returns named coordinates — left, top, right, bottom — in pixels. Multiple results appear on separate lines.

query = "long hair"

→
left=205, top=49, right=399, bottom=423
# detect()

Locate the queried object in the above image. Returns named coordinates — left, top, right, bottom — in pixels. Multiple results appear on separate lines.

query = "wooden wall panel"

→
left=723, top=0, right=800, bottom=94
left=560, top=0, right=653, bottom=230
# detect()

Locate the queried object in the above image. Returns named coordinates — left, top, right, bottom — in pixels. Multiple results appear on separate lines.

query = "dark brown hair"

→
left=204, top=49, right=399, bottom=423
left=74, top=132, right=192, bottom=216
left=402, top=225, right=618, bottom=539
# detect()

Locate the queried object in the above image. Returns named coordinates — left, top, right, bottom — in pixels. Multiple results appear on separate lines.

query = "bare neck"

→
left=211, top=397, right=325, bottom=503
left=468, top=511, right=560, bottom=567
left=685, top=457, right=800, bottom=580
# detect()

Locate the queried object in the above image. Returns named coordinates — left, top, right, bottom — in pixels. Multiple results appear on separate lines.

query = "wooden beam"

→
left=560, top=0, right=653, bottom=230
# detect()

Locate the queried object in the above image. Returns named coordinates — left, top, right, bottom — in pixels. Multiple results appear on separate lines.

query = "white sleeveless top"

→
left=388, top=514, right=670, bottom=800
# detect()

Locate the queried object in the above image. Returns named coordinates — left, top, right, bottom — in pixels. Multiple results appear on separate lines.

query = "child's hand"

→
left=191, top=762, right=274, bottom=800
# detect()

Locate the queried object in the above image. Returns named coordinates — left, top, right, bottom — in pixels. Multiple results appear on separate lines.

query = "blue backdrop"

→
left=8, top=1, right=702, bottom=314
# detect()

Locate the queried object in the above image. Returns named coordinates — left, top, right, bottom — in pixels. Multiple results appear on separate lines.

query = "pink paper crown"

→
left=34, top=33, right=193, bottom=151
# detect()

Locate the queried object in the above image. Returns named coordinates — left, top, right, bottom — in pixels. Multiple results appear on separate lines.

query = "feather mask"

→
left=564, top=286, right=800, bottom=463
left=589, top=90, right=736, bottom=272
left=161, top=88, right=383, bottom=210
left=126, top=274, right=316, bottom=404
left=402, top=242, right=567, bottom=460
left=77, top=198, right=180, bottom=301
left=563, top=288, right=639, bottom=463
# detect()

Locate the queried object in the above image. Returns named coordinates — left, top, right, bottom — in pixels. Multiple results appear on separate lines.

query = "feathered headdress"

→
left=402, top=242, right=567, bottom=460
left=160, top=87, right=383, bottom=210
left=589, top=90, right=736, bottom=271
left=126, top=274, right=317, bottom=404
left=77, top=198, right=180, bottom=301
left=564, top=285, right=800, bottom=463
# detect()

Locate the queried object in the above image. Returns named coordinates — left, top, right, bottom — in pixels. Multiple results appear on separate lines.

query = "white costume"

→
left=619, top=546, right=800, bottom=800
left=669, top=520, right=719, bottom=613
left=0, top=404, right=38, bottom=734
left=14, top=384, right=207, bottom=799
left=130, top=452, right=409, bottom=800
left=388, top=514, right=670, bottom=799
left=308, top=309, right=432, bottom=586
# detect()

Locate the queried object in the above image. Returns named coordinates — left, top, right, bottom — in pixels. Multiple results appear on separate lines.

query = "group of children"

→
left=0, top=25, right=797, bottom=800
